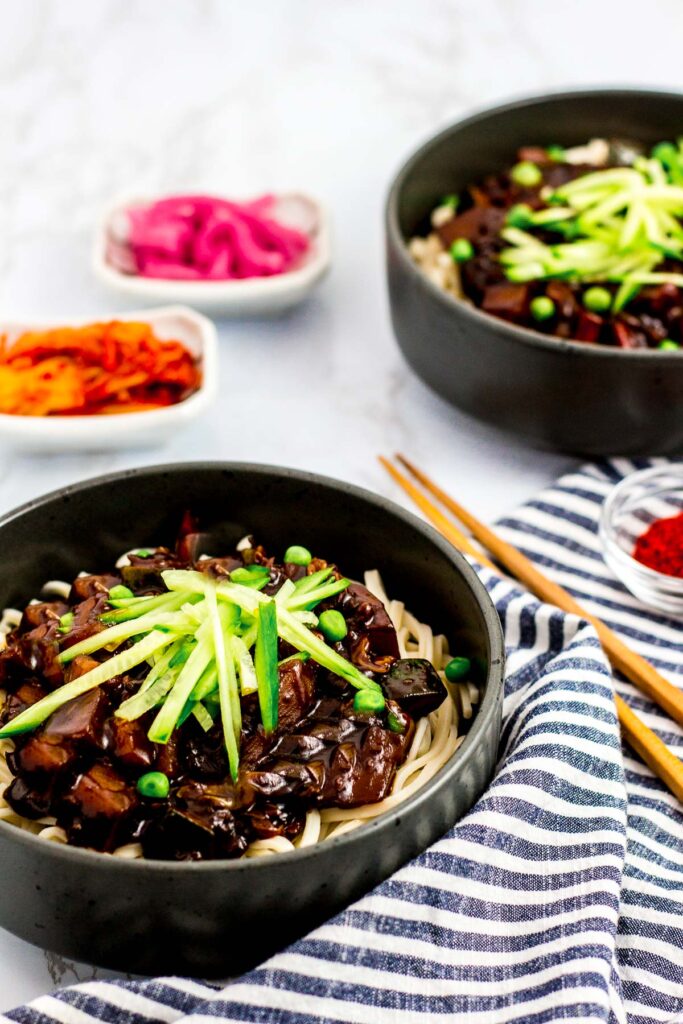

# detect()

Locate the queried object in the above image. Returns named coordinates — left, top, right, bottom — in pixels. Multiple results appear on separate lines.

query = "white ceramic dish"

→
left=93, top=193, right=331, bottom=316
left=0, top=305, right=218, bottom=453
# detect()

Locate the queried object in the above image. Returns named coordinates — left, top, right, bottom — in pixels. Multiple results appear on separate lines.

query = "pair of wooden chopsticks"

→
left=380, top=454, right=683, bottom=804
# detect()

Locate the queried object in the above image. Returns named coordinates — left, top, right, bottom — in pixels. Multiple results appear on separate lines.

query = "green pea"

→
left=583, top=286, right=612, bottom=313
left=318, top=609, right=348, bottom=643
left=652, top=142, right=678, bottom=164
left=510, top=161, right=542, bottom=188
left=353, top=689, right=386, bottom=715
left=530, top=296, right=555, bottom=322
left=108, top=584, right=134, bottom=601
left=546, top=145, right=566, bottom=162
left=444, top=656, right=471, bottom=682
left=450, top=238, right=474, bottom=263
left=136, top=771, right=170, bottom=800
left=506, top=203, right=534, bottom=228
left=284, top=545, right=312, bottom=566
left=659, top=339, right=680, bottom=350
left=387, top=710, right=406, bottom=734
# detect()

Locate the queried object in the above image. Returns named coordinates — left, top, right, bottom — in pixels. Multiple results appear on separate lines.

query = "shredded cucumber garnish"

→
left=0, top=562, right=379, bottom=775
left=147, top=621, right=213, bottom=743
left=192, top=703, right=215, bottom=732
left=254, top=601, right=279, bottom=734
left=59, top=609, right=193, bottom=664
left=500, top=141, right=683, bottom=310
left=232, top=635, right=258, bottom=696
left=116, top=666, right=181, bottom=721
left=1, top=629, right=174, bottom=736
left=101, top=590, right=197, bottom=624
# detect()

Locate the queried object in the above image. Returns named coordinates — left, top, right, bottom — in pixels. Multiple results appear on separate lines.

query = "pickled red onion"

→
left=109, top=194, right=311, bottom=281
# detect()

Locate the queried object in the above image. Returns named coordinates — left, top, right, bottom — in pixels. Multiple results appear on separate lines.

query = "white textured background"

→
left=0, top=0, right=681, bottom=1005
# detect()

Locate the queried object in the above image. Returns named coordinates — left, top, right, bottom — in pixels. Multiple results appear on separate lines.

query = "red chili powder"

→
left=633, top=511, right=683, bottom=577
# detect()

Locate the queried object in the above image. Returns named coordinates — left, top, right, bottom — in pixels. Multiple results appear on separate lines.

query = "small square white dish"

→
left=0, top=305, right=218, bottom=453
left=92, top=193, right=331, bottom=316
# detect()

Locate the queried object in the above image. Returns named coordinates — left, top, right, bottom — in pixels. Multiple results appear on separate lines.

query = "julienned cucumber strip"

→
left=190, top=663, right=218, bottom=702
left=170, top=638, right=196, bottom=667
left=274, top=579, right=296, bottom=604
left=0, top=630, right=174, bottom=738
left=293, top=610, right=318, bottom=628
left=135, top=637, right=188, bottom=697
left=181, top=575, right=242, bottom=688
left=59, top=609, right=194, bottom=664
left=291, top=568, right=332, bottom=594
left=147, top=623, right=213, bottom=743
left=179, top=573, right=241, bottom=776
left=278, top=652, right=310, bottom=667
left=232, top=635, right=258, bottom=695
left=206, top=591, right=240, bottom=778
left=287, top=577, right=350, bottom=612
left=555, top=168, right=642, bottom=196
left=162, top=569, right=221, bottom=596
left=234, top=575, right=270, bottom=591
left=178, top=697, right=198, bottom=727
left=276, top=606, right=382, bottom=693
left=192, top=702, right=214, bottom=732
left=218, top=625, right=240, bottom=780
left=254, top=601, right=279, bottom=734
left=214, top=578, right=267, bottom=615
left=240, top=621, right=258, bottom=651
left=107, top=595, right=153, bottom=608
left=101, top=590, right=195, bottom=624
left=613, top=278, right=642, bottom=312
left=273, top=588, right=318, bottom=625
left=115, top=666, right=180, bottom=721
left=501, top=156, right=683, bottom=297
left=207, top=585, right=241, bottom=736
left=214, top=577, right=376, bottom=690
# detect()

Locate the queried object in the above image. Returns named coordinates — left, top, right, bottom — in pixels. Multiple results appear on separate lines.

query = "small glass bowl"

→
left=599, top=464, right=683, bottom=617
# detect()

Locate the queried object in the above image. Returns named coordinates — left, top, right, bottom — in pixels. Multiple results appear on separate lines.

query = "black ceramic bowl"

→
left=0, top=462, right=504, bottom=976
left=386, top=89, right=683, bottom=456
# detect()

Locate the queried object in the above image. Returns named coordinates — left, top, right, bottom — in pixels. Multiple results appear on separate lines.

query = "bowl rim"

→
left=598, top=463, right=683, bottom=590
left=93, top=191, right=332, bottom=300
left=386, top=86, right=683, bottom=362
left=0, top=305, right=218, bottom=436
left=0, top=460, right=505, bottom=873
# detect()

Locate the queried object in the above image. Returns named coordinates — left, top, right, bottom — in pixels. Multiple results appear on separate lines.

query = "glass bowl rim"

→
left=599, top=464, right=683, bottom=592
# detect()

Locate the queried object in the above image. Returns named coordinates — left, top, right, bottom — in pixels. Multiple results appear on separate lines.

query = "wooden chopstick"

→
left=378, top=458, right=497, bottom=571
left=614, top=694, right=683, bottom=802
left=395, top=453, right=683, bottom=731
left=380, top=454, right=683, bottom=804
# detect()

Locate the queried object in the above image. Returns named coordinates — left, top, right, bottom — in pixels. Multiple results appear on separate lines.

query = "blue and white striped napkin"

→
left=3, top=458, right=682, bottom=1024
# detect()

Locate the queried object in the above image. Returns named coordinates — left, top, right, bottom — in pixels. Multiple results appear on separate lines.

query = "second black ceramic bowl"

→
left=386, top=89, right=683, bottom=456
left=0, top=462, right=504, bottom=976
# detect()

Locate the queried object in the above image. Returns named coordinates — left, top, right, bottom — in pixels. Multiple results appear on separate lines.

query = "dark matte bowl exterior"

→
left=386, top=89, right=683, bottom=455
left=0, top=463, right=504, bottom=976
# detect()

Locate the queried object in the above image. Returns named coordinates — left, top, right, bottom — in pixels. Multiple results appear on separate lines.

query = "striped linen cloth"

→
left=3, top=457, right=683, bottom=1024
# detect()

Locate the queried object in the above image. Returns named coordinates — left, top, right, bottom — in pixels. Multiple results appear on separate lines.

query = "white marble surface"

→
left=0, top=0, right=682, bottom=1008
